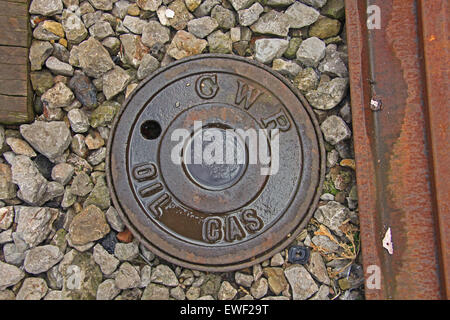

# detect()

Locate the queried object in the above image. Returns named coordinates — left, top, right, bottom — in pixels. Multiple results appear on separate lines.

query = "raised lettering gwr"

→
left=235, top=80, right=263, bottom=110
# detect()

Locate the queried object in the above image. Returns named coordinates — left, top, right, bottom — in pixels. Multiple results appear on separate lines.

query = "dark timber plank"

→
left=0, top=2, right=28, bottom=17
left=0, top=0, right=32, bottom=124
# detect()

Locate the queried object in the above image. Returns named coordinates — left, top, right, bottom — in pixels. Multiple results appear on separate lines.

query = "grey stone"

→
left=285, top=1, right=320, bottom=28
left=41, top=82, right=75, bottom=109
left=102, top=37, right=121, bottom=55
left=270, top=252, right=285, bottom=267
left=33, top=22, right=61, bottom=41
left=90, top=101, right=121, bottom=128
left=142, top=283, right=169, bottom=300
left=314, top=200, right=350, bottom=235
left=88, top=0, right=114, bottom=10
left=310, top=284, right=330, bottom=300
left=320, top=115, right=351, bottom=146
left=238, top=2, right=263, bottom=26
left=211, top=5, right=236, bottom=29
left=0, top=290, right=16, bottom=300
left=119, top=34, right=149, bottom=68
left=142, top=21, right=171, bottom=48
left=62, top=11, right=88, bottom=44
left=229, top=0, right=255, bottom=11
left=21, top=121, right=70, bottom=162
left=267, top=0, right=294, bottom=6
left=321, top=0, right=345, bottom=19
left=250, top=277, right=268, bottom=299
left=45, top=56, right=74, bottom=76
left=16, top=278, right=48, bottom=300
left=156, top=6, right=171, bottom=26
left=70, top=134, right=88, bottom=159
left=140, top=243, right=155, bottom=262
left=264, top=267, right=288, bottom=295
left=29, top=0, right=63, bottom=16
left=12, top=206, right=58, bottom=249
left=193, top=0, right=220, bottom=17
left=170, top=286, right=185, bottom=300
left=284, top=265, right=318, bottom=300
left=250, top=10, right=290, bottom=37
left=185, top=0, right=201, bottom=12
left=168, top=0, right=194, bottom=30
left=300, top=0, right=327, bottom=8
left=261, top=296, right=290, bottom=300
left=46, top=264, right=63, bottom=290
left=255, top=38, right=289, bottom=64
left=272, top=58, right=302, bottom=78
left=218, top=281, right=237, bottom=300
left=168, top=30, right=207, bottom=60
left=0, top=125, right=5, bottom=151
left=82, top=11, right=102, bottom=29
left=59, top=250, right=102, bottom=299
left=0, top=165, right=17, bottom=200
left=296, top=37, right=326, bottom=67
left=0, top=229, right=13, bottom=244
left=68, top=109, right=90, bottom=133
left=136, top=0, right=161, bottom=11
left=71, top=171, right=93, bottom=196
left=97, top=279, right=121, bottom=300
left=150, top=264, right=179, bottom=287
left=86, top=147, right=106, bottom=165
left=44, top=290, right=63, bottom=300
left=188, top=17, right=219, bottom=38
left=137, top=54, right=160, bottom=80
left=123, top=15, right=147, bottom=34
left=305, top=77, right=348, bottom=110
left=84, top=178, right=110, bottom=210
left=0, top=261, right=25, bottom=290
left=24, top=245, right=64, bottom=274
left=69, top=73, right=98, bottom=108
left=311, top=234, right=340, bottom=252
left=0, top=206, right=14, bottom=230
left=207, top=31, right=232, bottom=54
left=114, top=241, right=139, bottom=261
left=293, top=67, right=319, bottom=93
left=339, top=101, right=352, bottom=123
left=306, top=251, right=330, bottom=285
left=3, top=243, right=26, bottom=265
left=319, top=44, right=348, bottom=78
left=11, top=156, right=48, bottom=205
left=93, top=244, right=119, bottom=275
left=115, top=262, right=141, bottom=290
left=235, top=272, right=253, bottom=287
left=89, top=21, right=114, bottom=40
left=52, top=43, right=70, bottom=63
left=139, top=265, right=152, bottom=288
left=29, top=40, right=54, bottom=71
left=78, top=37, right=115, bottom=78
left=185, top=286, right=200, bottom=300
left=105, top=206, right=124, bottom=232
left=102, top=66, right=131, bottom=100
left=68, top=204, right=110, bottom=246
left=5, top=138, right=35, bottom=157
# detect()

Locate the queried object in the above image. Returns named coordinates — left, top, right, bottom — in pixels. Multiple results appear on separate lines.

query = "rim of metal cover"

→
left=106, top=54, right=325, bottom=272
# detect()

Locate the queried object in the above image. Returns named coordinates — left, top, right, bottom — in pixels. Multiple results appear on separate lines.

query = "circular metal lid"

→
left=107, top=54, right=325, bottom=271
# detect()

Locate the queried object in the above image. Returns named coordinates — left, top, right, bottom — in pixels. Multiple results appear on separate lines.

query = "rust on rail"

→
left=345, top=0, right=449, bottom=299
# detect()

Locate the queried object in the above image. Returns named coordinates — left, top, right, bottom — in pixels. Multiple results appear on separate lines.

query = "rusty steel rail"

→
left=345, top=0, right=449, bottom=299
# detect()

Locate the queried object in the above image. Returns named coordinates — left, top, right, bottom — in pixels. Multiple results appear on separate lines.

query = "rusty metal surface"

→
left=345, top=0, right=448, bottom=299
left=107, top=54, right=325, bottom=272
left=418, top=0, right=450, bottom=298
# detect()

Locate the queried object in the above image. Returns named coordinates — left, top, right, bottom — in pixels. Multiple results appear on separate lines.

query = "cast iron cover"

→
left=107, top=54, right=325, bottom=271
